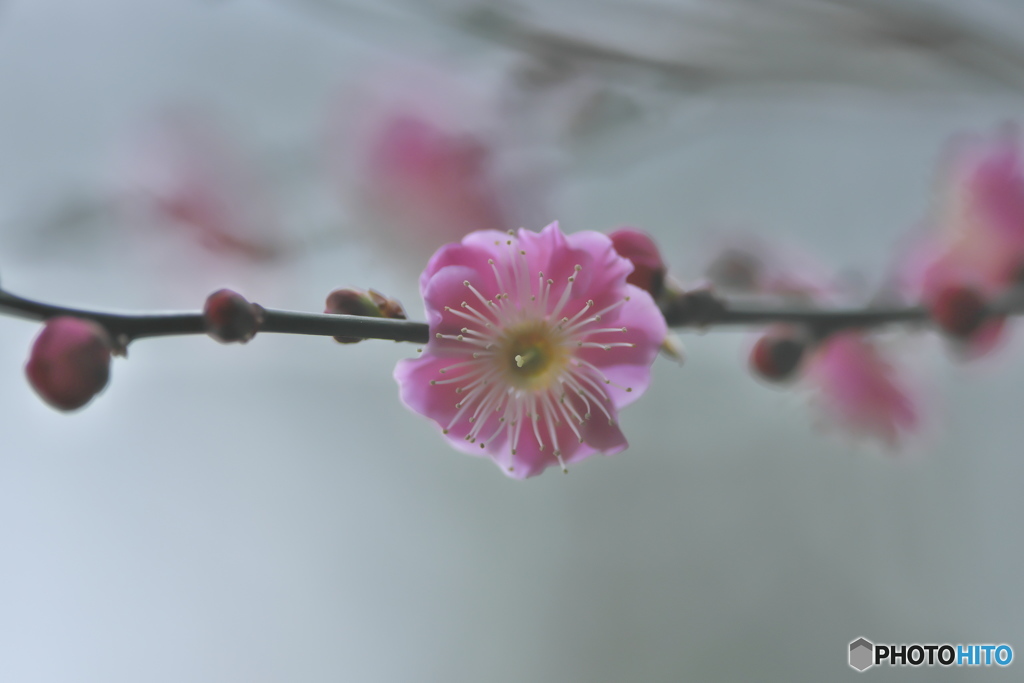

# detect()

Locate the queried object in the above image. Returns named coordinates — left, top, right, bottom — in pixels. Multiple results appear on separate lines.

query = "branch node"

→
left=661, top=288, right=727, bottom=327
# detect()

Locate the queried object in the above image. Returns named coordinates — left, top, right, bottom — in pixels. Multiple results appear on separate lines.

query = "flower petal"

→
left=396, top=223, right=665, bottom=477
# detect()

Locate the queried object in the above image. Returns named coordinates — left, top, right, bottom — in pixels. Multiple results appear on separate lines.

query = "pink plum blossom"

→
left=352, top=113, right=507, bottom=247
left=805, top=332, right=918, bottom=446
left=395, top=222, right=666, bottom=479
left=928, top=130, right=1024, bottom=291
left=706, top=237, right=922, bottom=443
left=903, top=130, right=1024, bottom=352
left=328, top=64, right=549, bottom=260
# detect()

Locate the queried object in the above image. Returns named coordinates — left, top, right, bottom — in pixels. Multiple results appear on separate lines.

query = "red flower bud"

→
left=204, top=289, right=262, bottom=343
left=325, top=288, right=407, bottom=343
left=25, top=317, right=112, bottom=411
left=750, top=332, right=806, bottom=382
left=929, top=285, right=988, bottom=339
left=608, top=228, right=666, bottom=299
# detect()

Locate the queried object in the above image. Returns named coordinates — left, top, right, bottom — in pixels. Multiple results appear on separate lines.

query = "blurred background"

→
left=2, top=0, right=1024, bottom=680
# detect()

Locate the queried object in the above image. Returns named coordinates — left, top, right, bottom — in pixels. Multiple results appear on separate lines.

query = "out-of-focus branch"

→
left=660, top=289, right=932, bottom=334
left=440, top=0, right=1024, bottom=93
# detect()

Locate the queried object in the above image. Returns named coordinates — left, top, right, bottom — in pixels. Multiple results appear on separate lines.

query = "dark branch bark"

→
left=659, top=289, right=931, bottom=333
left=5, top=283, right=1024, bottom=346
left=0, top=289, right=431, bottom=345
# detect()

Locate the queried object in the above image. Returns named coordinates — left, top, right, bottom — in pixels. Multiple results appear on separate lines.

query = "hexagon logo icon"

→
left=849, top=638, right=874, bottom=672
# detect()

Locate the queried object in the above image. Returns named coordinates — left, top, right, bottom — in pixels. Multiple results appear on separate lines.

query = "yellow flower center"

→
left=498, top=320, right=569, bottom=390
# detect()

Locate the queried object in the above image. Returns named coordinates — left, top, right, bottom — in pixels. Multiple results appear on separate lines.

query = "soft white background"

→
left=2, top=1, right=1024, bottom=680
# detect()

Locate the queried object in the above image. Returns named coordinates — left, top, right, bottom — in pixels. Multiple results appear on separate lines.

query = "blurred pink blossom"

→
left=356, top=114, right=506, bottom=244
left=706, top=236, right=922, bottom=444
left=805, top=332, right=918, bottom=446
left=328, top=64, right=549, bottom=259
left=929, top=130, right=1024, bottom=290
left=125, top=111, right=280, bottom=261
left=901, top=129, right=1024, bottom=353
left=394, top=222, right=665, bottom=479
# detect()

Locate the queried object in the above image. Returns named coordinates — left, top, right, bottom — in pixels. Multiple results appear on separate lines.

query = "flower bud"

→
left=750, top=332, right=806, bottom=382
left=204, top=289, right=262, bottom=343
left=705, top=248, right=763, bottom=292
left=929, top=285, right=988, bottom=339
left=367, top=289, right=408, bottom=321
left=325, top=287, right=407, bottom=343
left=608, top=228, right=666, bottom=299
left=25, top=317, right=113, bottom=411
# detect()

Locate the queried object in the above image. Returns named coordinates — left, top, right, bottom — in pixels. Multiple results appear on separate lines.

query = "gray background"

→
left=1, top=1, right=1023, bottom=680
